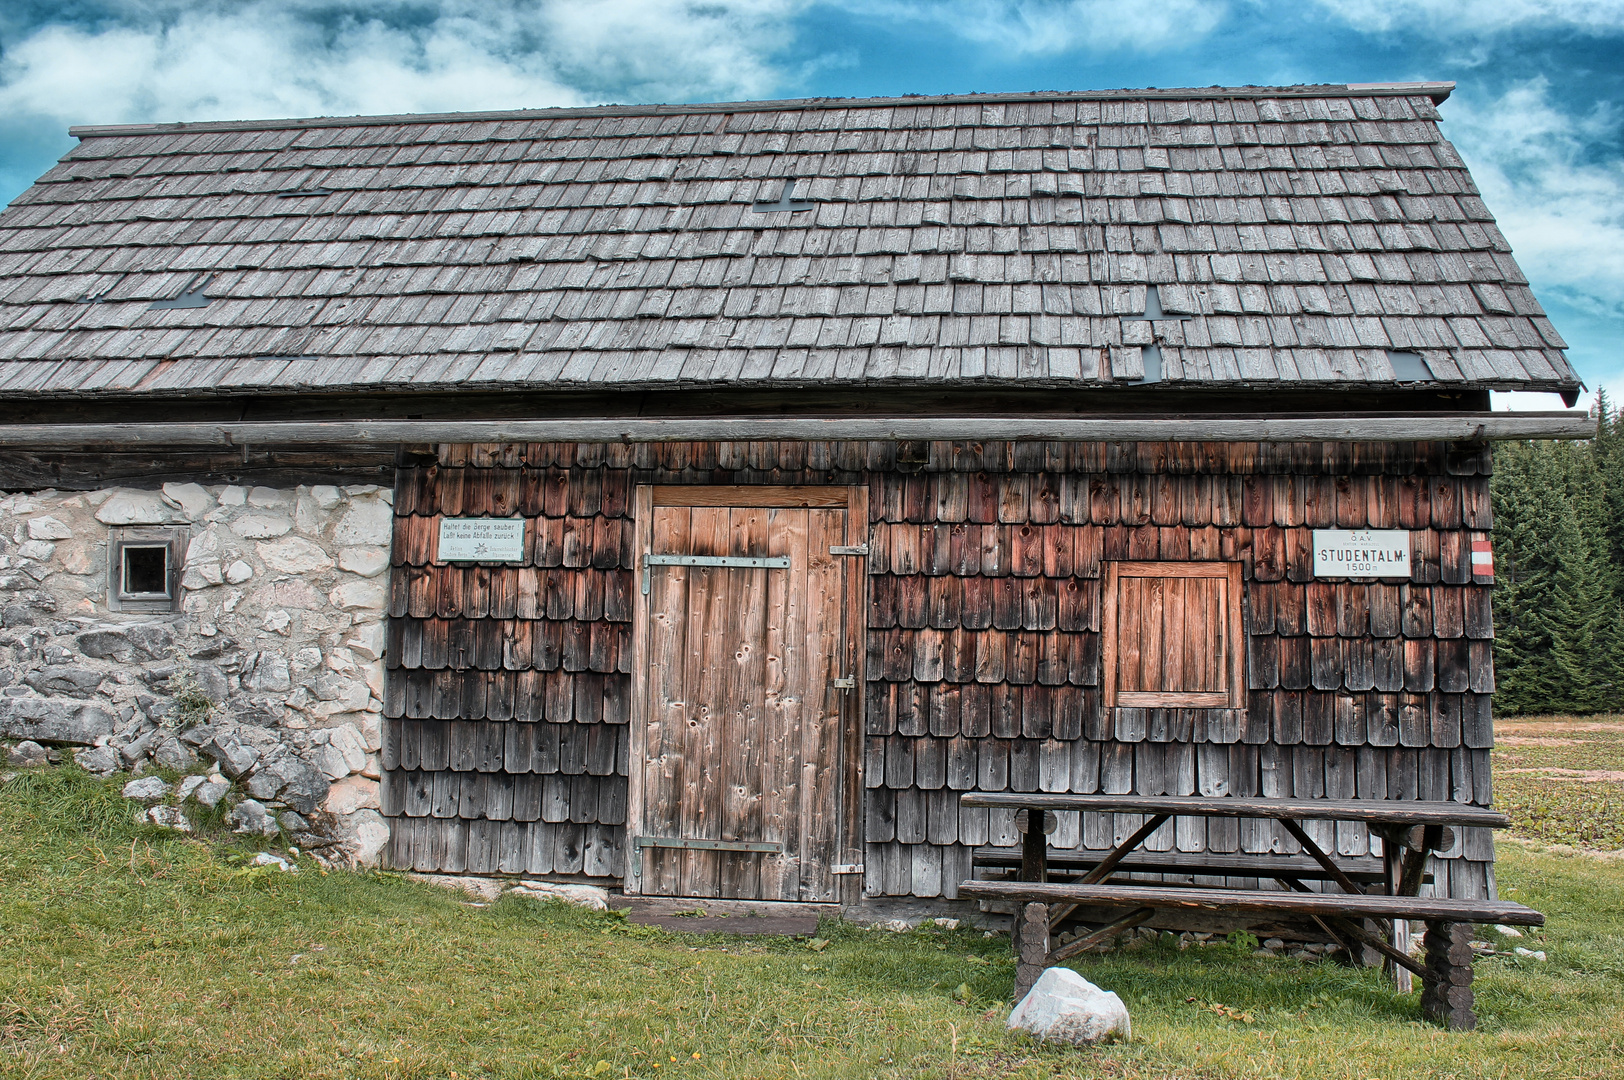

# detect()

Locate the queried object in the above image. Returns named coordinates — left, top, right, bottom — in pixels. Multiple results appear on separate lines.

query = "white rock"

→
left=257, top=537, right=333, bottom=573
left=252, top=852, right=296, bottom=872
left=325, top=775, right=381, bottom=815
left=185, top=529, right=222, bottom=562
left=874, top=919, right=916, bottom=932
left=509, top=881, right=610, bottom=911
left=294, top=491, right=324, bottom=534
left=175, top=775, right=206, bottom=801
left=1495, top=925, right=1524, bottom=938
left=349, top=810, right=390, bottom=867
left=225, top=560, right=254, bottom=584
left=356, top=713, right=382, bottom=751
left=324, top=647, right=358, bottom=675
left=17, top=540, right=55, bottom=561
left=95, top=489, right=171, bottom=525
left=337, top=546, right=390, bottom=577
left=263, top=609, right=292, bottom=634
left=408, top=873, right=505, bottom=902
left=315, top=743, right=351, bottom=781
left=60, top=547, right=97, bottom=575
left=195, top=777, right=230, bottom=808
left=227, top=799, right=279, bottom=836
left=346, top=622, right=387, bottom=662
left=231, top=514, right=293, bottom=539
left=292, top=647, right=324, bottom=670
left=329, top=580, right=387, bottom=611
left=328, top=722, right=370, bottom=772
left=161, top=482, right=215, bottom=519
left=247, top=486, right=288, bottom=508
left=122, top=776, right=171, bottom=803
left=1007, top=968, right=1131, bottom=1046
left=933, top=918, right=961, bottom=929
left=310, top=485, right=344, bottom=510
left=27, top=516, right=72, bottom=540
left=147, top=805, right=192, bottom=832
left=218, top=485, right=246, bottom=506
left=1513, top=947, right=1548, bottom=961
left=182, top=562, right=224, bottom=590
left=333, top=499, right=393, bottom=545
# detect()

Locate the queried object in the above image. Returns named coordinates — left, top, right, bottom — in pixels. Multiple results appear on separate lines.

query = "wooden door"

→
left=627, top=486, right=865, bottom=901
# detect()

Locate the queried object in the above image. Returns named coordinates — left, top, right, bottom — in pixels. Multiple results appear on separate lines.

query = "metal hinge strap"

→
left=642, top=553, right=790, bottom=593
left=632, top=836, right=785, bottom=854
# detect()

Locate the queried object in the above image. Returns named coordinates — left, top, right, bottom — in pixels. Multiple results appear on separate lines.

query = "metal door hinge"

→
left=632, top=836, right=785, bottom=854
left=642, top=552, right=790, bottom=593
left=832, top=676, right=856, bottom=690
left=832, top=864, right=865, bottom=875
left=828, top=544, right=869, bottom=556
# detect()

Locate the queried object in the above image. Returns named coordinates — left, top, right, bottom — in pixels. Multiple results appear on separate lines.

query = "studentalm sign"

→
left=1311, top=529, right=1411, bottom=579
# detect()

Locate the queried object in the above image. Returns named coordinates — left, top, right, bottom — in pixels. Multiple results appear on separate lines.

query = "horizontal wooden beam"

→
left=0, top=413, right=1594, bottom=449
left=955, top=881, right=1545, bottom=926
left=959, top=793, right=1512, bottom=828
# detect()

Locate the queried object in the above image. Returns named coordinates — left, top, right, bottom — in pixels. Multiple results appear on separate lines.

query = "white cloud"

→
left=1441, top=79, right=1624, bottom=398
left=1443, top=79, right=1624, bottom=318
left=834, top=0, right=1226, bottom=56
left=1315, top=0, right=1624, bottom=36
left=0, top=1, right=806, bottom=130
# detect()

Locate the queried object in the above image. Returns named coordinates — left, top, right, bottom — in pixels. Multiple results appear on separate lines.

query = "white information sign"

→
left=1312, top=529, right=1410, bottom=578
left=437, top=518, right=526, bottom=562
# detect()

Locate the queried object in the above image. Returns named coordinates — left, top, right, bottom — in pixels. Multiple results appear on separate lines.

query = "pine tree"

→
left=1492, top=393, right=1624, bottom=715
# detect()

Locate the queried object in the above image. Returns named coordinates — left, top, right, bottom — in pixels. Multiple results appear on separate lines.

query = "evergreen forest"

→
left=1492, top=393, right=1624, bottom=715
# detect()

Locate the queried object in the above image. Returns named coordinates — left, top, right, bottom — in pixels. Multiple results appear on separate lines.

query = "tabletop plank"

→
left=956, top=880, right=1544, bottom=925
left=957, top=792, right=1510, bottom=828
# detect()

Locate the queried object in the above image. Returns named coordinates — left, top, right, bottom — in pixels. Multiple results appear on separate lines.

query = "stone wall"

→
left=0, top=480, right=394, bottom=864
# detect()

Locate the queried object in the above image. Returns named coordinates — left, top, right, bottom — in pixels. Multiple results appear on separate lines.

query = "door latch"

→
left=828, top=544, right=869, bottom=556
left=833, top=676, right=856, bottom=690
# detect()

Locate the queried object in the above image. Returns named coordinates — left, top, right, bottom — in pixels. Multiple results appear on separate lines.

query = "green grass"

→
left=1495, top=714, right=1624, bottom=849
left=2, top=767, right=1623, bottom=1079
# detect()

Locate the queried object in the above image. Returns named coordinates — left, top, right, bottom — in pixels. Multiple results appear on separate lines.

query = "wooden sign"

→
left=437, top=517, right=526, bottom=562
left=1312, top=529, right=1410, bottom=578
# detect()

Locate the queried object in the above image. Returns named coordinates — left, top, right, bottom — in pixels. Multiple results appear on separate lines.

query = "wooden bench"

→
left=960, top=880, right=1543, bottom=1030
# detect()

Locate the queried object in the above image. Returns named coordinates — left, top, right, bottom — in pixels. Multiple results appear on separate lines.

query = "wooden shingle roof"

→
left=0, top=84, right=1579, bottom=399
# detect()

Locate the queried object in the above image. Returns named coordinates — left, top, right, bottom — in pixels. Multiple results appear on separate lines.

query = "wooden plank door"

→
left=627, top=486, right=863, bottom=902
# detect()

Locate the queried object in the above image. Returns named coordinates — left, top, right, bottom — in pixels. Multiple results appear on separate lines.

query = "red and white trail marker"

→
left=1471, top=539, right=1494, bottom=579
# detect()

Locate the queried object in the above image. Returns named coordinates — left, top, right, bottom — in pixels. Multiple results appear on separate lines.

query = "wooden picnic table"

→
left=956, top=791, right=1539, bottom=1030
left=959, top=792, right=1508, bottom=902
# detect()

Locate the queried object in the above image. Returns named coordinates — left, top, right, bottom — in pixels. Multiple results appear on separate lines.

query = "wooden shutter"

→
left=1101, top=561, right=1244, bottom=708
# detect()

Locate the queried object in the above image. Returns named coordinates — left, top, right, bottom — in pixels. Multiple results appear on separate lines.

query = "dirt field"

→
left=1494, top=714, right=1624, bottom=850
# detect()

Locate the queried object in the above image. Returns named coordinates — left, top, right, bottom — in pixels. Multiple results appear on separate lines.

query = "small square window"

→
left=1101, top=561, right=1245, bottom=709
left=122, top=545, right=170, bottom=597
left=108, top=527, right=187, bottom=613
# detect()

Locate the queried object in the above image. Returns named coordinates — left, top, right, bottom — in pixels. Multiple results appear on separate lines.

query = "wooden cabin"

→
left=0, top=84, right=1590, bottom=915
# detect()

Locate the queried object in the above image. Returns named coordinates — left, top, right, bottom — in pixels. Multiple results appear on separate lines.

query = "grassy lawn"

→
left=2, top=745, right=1622, bottom=1079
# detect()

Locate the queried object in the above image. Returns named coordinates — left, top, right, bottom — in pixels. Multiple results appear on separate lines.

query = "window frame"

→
left=1100, top=560, right=1245, bottom=709
left=107, top=527, right=187, bottom=613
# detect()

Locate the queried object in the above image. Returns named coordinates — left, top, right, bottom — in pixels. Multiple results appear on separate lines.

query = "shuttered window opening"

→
left=1101, top=561, right=1245, bottom=709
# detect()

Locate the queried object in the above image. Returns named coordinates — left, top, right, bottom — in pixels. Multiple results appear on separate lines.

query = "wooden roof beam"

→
left=0, top=413, right=1593, bottom=449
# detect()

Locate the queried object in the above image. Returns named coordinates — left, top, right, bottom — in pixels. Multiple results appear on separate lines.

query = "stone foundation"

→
left=0, top=481, right=392, bottom=865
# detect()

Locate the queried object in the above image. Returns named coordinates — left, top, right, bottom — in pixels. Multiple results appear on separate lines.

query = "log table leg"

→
left=1013, top=902, right=1051, bottom=1003
left=1420, top=921, right=1476, bottom=1030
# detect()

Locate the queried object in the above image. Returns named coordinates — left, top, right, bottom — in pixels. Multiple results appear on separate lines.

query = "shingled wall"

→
left=381, top=439, right=1497, bottom=900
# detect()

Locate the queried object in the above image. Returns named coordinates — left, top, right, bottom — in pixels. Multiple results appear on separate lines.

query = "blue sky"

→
left=0, top=0, right=1619, bottom=408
